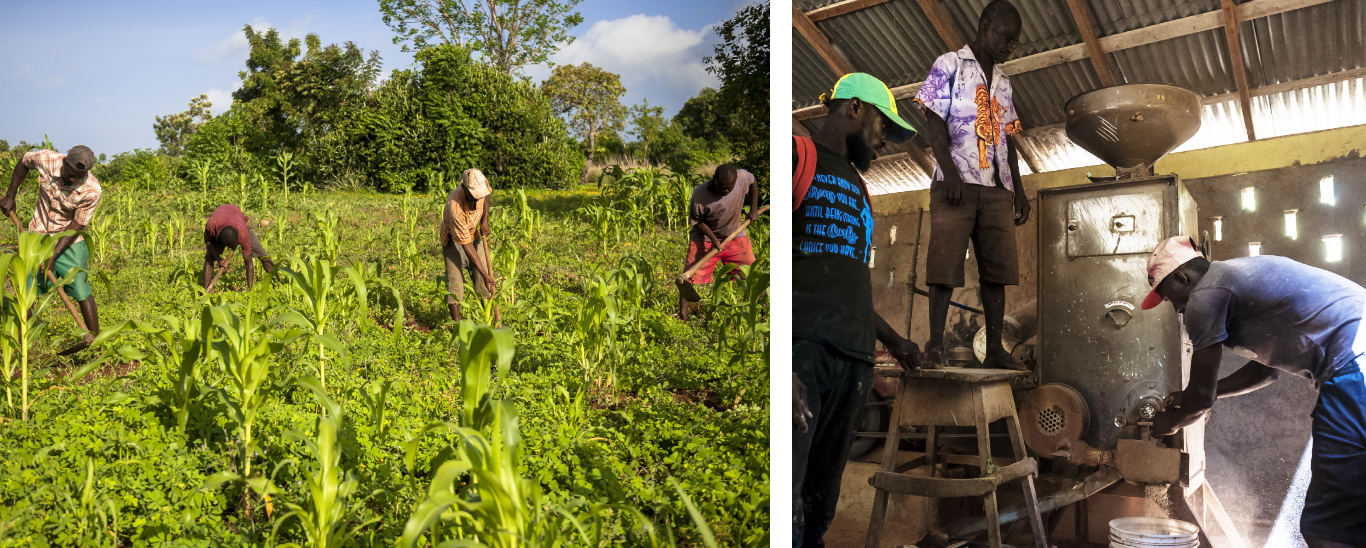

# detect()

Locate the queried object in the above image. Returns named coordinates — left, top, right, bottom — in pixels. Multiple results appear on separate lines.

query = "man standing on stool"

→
left=203, top=204, right=275, bottom=291
left=0, top=145, right=103, bottom=348
left=680, top=164, right=759, bottom=320
left=914, top=0, right=1031, bottom=370
left=439, top=168, right=497, bottom=323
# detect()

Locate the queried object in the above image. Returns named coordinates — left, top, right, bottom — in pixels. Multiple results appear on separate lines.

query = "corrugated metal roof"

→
left=814, top=1, right=946, bottom=90
left=1241, top=1, right=1366, bottom=88
left=1088, top=0, right=1221, bottom=36
left=797, top=0, right=1366, bottom=194
left=793, top=30, right=840, bottom=110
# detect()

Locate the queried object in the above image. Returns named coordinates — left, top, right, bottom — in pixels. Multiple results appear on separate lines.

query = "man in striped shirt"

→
left=0, top=145, right=104, bottom=347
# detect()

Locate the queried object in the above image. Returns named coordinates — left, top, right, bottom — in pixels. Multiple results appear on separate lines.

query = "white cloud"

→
left=547, top=14, right=719, bottom=114
left=204, top=87, right=237, bottom=113
left=193, top=17, right=313, bottom=64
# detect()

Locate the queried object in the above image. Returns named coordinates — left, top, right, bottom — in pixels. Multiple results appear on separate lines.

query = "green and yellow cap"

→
left=823, top=72, right=917, bottom=143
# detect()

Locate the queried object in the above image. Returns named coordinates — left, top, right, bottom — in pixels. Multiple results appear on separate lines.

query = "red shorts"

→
left=685, top=236, right=755, bottom=284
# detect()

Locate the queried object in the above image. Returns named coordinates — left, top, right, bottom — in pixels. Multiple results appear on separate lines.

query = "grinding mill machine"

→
left=1022, top=86, right=1243, bottom=544
left=1029, top=84, right=1207, bottom=491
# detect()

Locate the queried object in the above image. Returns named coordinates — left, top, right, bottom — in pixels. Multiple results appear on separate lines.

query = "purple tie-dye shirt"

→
left=913, top=45, right=1024, bottom=193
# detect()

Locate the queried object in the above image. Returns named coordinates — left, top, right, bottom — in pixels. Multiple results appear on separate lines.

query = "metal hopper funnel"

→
left=1064, top=84, right=1202, bottom=178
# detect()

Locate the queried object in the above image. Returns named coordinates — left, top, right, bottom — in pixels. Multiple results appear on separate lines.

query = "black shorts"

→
left=926, top=182, right=1019, bottom=287
left=1301, top=359, right=1366, bottom=543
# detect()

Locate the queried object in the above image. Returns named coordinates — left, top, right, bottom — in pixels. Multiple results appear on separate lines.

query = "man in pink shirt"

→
left=203, top=204, right=274, bottom=291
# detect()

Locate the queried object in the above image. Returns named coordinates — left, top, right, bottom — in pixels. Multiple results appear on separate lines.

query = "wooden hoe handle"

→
left=680, top=204, right=770, bottom=280
left=5, top=210, right=89, bottom=333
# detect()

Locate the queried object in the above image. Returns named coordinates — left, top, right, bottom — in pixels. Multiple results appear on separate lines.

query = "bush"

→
left=317, top=45, right=583, bottom=191
left=94, top=149, right=179, bottom=189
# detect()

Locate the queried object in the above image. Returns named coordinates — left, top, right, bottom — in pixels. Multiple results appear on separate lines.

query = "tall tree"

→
left=541, top=63, right=626, bottom=184
left=153, top=94, right=214, bottom=157
left=706, top=1, right=769, bottom=176
left=233, top=26, right=382, bottom=155
left=673, top=87, right=728, bottom=145
left=629, top=99, right=666, bottom=163
left=378, top=0, right=583, bottom=75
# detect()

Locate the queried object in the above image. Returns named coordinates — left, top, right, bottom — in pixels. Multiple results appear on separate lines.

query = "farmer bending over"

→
left=1143, top=237, right=1366, bottom=547
left=679, top=164, right=759, bottom=320
left=439, top=168, right=498, bottom=323
left=0, top=145, right=103, bottom=348
left=203, top=204, right=274, bottom=291
left=914, top=0, right=1031, bottom=370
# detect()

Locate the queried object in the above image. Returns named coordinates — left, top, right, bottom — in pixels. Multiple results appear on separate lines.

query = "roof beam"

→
left=1220, top=0, right=1258, bottom=141
left=913, top=0, right=965, bottom=52
left=808, top=0, right=893, bottom=22
left=1203, top=65, right=1366, bottom=105
left=1064, top=0, right=1118, bottom=87
left=795, top=0, right=1335, bottom=116
left=793, top=4, right=854, bottom=76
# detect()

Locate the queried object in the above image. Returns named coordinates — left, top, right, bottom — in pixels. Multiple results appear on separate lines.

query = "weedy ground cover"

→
left=0, top=167, right=768, bottom=547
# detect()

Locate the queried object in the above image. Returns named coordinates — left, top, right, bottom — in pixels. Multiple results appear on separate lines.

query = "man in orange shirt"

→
left=439, top=168, right=498, bottom=323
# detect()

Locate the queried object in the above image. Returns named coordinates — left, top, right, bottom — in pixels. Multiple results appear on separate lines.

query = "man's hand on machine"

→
left=1150, top=390, right=1187, bottom=436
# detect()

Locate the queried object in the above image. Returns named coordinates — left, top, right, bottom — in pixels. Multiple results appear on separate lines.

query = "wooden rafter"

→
left=1064, top=0, right=1118, bottom=87
left=1221, top=0, right=1258, bottom=141
left=913, top=0, right=965, bottom=52
left=793, top=4, right=854, bottom=76
left=808, top=0, right=894, bottom=22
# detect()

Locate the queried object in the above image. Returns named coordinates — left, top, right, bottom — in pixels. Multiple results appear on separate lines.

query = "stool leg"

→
left=925, top=426, right=939, bottom=476
left=985, top=491, right=1002, bottom=548
left=1007, top=415, right=1048, bottom=548
left=866, top=379, right=908, bottom=548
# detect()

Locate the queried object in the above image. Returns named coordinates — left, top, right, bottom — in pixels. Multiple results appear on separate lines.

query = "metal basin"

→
left=1064, top=84, right=1202, bottom=173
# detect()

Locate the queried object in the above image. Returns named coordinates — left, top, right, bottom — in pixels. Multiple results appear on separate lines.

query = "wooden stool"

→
left=864, top=367, right=1047, bottom=548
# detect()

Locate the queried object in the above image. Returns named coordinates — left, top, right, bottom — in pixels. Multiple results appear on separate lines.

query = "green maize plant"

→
left=237, top=173, right=250, bottom=207
left=141, top=218, right=161, bottom=258
left=274, top=214, right=287, bottom=249
left=398, top=322, right=537, bottom=548
left=166, top=215, right=187, bottom=256
left=523, top=282, right=561, bottom=337
left=567, top=276, right=622, bottom=393
left=596, top=164, right=625, bottom=190
left=207, top=299, right=303, bottom=479
left=0, top=230, right=81, bottom=420
left=712, top=264, right=769, bottom=368
left=258, top=174, right=269, bottom=210
left=278, top=256, right=362, bottom=391
left=494, top=243, right=520, bottom=308
left=610, top=257, right=655, bottom=345
left=0, top=299, right=18, bottom=413
left=192, top=159, right=213, bottom=214
left=93, top=306, right=215, bottom=434
left=748, top=218, right=770, bottom=265
left=277, top=150, right=294, bottom=202
left=512, top=189, right=541, bottom=236
left=87, top=216, right=113, bottom=263
left=271, top=375, right=382, bottom=548
left=400, top=189, right=421, bottom=241
left=312, top=210, right=341, bottom=263
left=577, top=205, right=620, bottom=254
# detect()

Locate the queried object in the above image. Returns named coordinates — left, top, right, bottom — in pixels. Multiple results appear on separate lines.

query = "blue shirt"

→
left=1183, top=256, right=1366, bottom=386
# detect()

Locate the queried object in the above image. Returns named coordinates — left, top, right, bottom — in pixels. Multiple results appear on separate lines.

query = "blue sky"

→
left=0, top=0, right=757, bottom=157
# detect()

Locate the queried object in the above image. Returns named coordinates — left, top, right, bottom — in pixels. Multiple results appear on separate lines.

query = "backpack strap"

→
left=793, top=136, right=818, bottom=210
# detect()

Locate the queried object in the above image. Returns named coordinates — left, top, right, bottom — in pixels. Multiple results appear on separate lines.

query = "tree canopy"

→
left=378, top=0, right=583, bottom=75
left=153, top=94, right=214, bottom=157
left=706, top=1, right=769, bottom=176
left=541, top=62, right=626, bottom=183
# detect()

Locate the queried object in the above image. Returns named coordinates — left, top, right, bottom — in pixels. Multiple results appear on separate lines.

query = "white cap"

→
left=1142, top=236, right=1203, bottom=310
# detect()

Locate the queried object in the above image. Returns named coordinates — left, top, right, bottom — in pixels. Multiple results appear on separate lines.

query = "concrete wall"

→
left=863, top=124, right=1366, bottom=545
